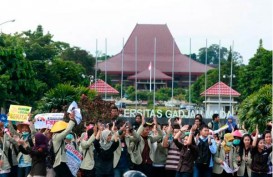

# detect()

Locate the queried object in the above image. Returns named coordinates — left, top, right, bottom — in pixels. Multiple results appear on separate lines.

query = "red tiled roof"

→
left=97, top=24, right=213, bottom=75
left=89, top=79, right=119, bottom=95
left=200, top=82, right=241, bottom=97
left=128, top=67, right=172, bottom=80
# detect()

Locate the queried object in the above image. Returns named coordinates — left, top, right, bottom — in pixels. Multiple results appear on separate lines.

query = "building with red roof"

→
left=89, top=79, right=119, bottom=95
left=97, top=24, right=213, bottom=89
left=201, top=82, right=240, bottom=118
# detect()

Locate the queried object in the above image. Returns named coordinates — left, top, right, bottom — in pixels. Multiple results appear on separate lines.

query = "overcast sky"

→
left=1, top=0, right=272, bottom=64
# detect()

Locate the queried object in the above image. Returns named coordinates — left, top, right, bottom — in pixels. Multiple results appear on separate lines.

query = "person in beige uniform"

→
left=51, top=112, right=76, bottom=177
left=133, top=116, right=163, bottom=177
left=213, top=133, right=238, bottom=177
left=8, top=121, right=36, bottom=177
left=80, top=126, right=96, bottom=177
left=236, top=134, right=252, bottom=177
left=0, top=122, right=11, bottom=176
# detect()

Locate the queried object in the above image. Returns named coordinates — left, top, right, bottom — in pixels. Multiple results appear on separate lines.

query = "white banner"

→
left=34, top=113, right=64, bottom=129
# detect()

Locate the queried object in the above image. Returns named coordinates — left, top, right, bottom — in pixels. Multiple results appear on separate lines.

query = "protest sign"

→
left=221, top=162, right=239, bottom=173
left=65, top=144, right=82, bottom=176
left=0, top=114, right=8, bottom=127
left=8, top=105, right=32, bottom=122
left=67, top=101, right=82, bottom=125
left=213, top=124, right=229, bottom=134
left=34, top=113, right=64, bottom=129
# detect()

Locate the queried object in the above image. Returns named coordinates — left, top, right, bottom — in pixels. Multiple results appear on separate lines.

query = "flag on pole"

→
left=149, top=61, right=152, bottom=92
left=148, top=62, right=152, bottom=71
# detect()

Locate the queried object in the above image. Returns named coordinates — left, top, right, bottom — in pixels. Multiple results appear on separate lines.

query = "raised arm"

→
left=149, top=117, right=163, bottom=143
left=163, top=118, right=172, bottom=148
left=54, top=112, right=76, bottom=141
left=187, top=124, right=197, bottom=145
left=252, top=125, right=259, bottom=147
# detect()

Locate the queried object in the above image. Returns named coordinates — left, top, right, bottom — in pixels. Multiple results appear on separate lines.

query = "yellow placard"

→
left=8, top=105, right=32, bottom=122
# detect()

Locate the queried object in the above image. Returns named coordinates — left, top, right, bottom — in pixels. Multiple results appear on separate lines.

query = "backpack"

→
left=47, top=140, right=64, bottom=168
left=196, top=139, right=211, bottom=166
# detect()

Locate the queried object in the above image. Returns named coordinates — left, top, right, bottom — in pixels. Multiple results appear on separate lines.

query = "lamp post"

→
left=223, top=74, right=236, bottom=115
left=0, top=19, right=15, bottom=26
left=81, top=74, right=94, bottom=86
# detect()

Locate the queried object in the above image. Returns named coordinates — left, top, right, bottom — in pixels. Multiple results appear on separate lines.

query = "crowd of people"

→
left=0, top=106, right=272, bottom=177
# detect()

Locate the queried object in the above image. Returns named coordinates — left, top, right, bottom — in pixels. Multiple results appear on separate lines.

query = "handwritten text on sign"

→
left=8, top=105, right=32, bottom=122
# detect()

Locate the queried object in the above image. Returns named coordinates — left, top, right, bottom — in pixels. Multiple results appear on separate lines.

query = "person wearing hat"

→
left=8, top=120, right=36, bottom=177
left=123, top=170, right=147, bottom=177
left=51, top=111, right=76, bottom=177
left=132, top=116, right=163, bottom=177
left=212, top=133, right=238, bottom=177
left=65, top=133, right=78, bottom=151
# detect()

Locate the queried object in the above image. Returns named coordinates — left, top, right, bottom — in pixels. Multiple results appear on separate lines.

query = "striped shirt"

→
left=165, top=141, right=180, bottom=171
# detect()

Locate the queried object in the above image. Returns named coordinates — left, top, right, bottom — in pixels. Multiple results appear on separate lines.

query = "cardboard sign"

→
left=65, top=144, right=82, bottom=176
left=8, top=105, right=32, bottom=122
left=34, top=113, right=64, bottom=129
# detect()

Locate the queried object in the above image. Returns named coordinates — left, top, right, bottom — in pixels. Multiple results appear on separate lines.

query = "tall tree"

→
left=21, top=25, right=69, bottom=61
left=60, top=47, right=95, bottom=75
left=198, top=44, right=228, bottom=64
left=0, top=34, right=42, bottom=110
left=237, top=39, right=272, bottom=100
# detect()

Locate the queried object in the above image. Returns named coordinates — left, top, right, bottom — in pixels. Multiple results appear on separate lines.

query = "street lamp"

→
left=81, top=74, right=94, bottom=86
left=223, top=74, right=236, bottom=115
left=0, top=19, right=15, bottom=26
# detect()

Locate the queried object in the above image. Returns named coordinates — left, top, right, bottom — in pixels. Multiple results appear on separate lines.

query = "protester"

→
left=8, top=121, right=35, bottom=177
left=194, top=125, right=217, bottom=177
left=208, top=114, right=221, bottom=131
left=111, top=106, right=120, bottom=122
left=250, top=126, right=272, bottom=177
left=17, top=133, right=48, bottom=177
left=51, top=112, right=77, bottom=177
left=0, top=122, right=12, bottom=177
left=94, top=129, right=119, bottom=177
left=133, top=116, right=163, bottom=177
left=151, top=124, right=168, bottom=177
left=237, top=134, right=252, bottom=177
left=132, top=114, right=142, bottom=131
left=225, top=115, right=238, bottom=134
left=212, top=133, right=238, bottom=177
left=174, top=124, right=198, bottom=177
left=163, top=119, right=182, bottom=177
left=80, top=126, right=96, bottom=177
left=113, top=120, right=137, bottom=177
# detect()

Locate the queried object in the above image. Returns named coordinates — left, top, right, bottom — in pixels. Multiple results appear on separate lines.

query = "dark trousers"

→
left=165, top=170, right=177, bottom=177
left=251, top=172, right=268, bottom=177
left=193, top=163, right=212, bottom=177
left=96, top=175, right=114, bottom=177
left=212, top=171, right=233, bottom=177
left=54, top=162, right=74, bottom=177
left=175, top=172, right=192, bottom=177
left=152, top=166, right=166, bottom=177
left=134, top=164, right=153, bottom=177
left=8, top=165, right=18, bottom=177
left=17, top=166, right=31, bottom=177
left=80, top=169, right=95, bottom=177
